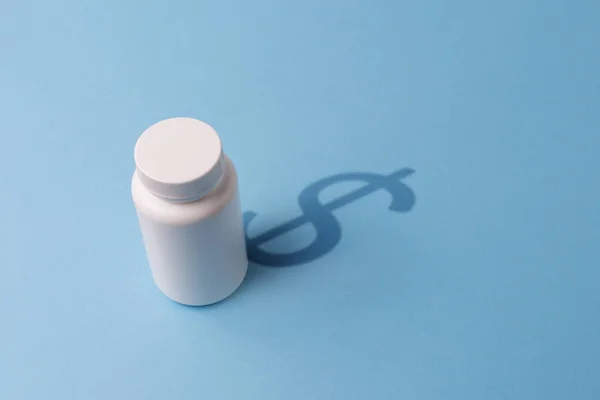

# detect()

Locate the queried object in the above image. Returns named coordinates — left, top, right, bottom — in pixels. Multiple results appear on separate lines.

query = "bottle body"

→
left=132, top=156, right=248, bottom=306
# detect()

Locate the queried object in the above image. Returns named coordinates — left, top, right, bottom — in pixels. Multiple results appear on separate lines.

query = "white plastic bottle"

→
left=131, top=117, right=248, bottom=306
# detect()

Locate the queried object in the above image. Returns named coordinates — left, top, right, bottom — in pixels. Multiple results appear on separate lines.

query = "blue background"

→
left=1, top=1, right=599, bottom=399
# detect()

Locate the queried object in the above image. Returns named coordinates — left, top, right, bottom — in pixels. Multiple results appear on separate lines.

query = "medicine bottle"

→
left=131, top=117, right=248, bottom=306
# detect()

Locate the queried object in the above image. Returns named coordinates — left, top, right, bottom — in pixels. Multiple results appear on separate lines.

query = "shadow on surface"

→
left=244, top=167, right=416, bottom=267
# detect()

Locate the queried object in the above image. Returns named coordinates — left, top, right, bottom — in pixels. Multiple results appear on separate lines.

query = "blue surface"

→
left=1, top=1, right=599, bottom=399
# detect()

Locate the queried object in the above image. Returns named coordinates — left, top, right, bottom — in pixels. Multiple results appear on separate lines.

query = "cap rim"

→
left=135, top=151, right=225, bottom=203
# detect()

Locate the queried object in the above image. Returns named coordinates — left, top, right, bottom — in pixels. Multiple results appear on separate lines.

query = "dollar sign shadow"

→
left=243, top=167, right=416, bottom=267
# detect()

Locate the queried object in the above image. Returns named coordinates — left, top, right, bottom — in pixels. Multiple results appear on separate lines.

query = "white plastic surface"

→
left=134, top=117, right=225, bottom=203
left=132, top=118, right=247, bottom=306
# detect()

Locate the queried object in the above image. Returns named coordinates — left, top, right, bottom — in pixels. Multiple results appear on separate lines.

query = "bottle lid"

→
left=134, top=117, right=225, bottom=203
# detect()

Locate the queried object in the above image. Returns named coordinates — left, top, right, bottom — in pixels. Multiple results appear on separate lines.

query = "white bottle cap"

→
left=134, top=117, right=225, bottom=203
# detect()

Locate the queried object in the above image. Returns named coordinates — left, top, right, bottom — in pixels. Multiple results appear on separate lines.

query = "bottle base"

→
left=152, top=261, right=248, bottom=307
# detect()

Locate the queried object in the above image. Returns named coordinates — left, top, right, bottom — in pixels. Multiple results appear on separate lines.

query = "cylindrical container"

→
left=131, top=117, right=248, bottom=306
